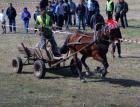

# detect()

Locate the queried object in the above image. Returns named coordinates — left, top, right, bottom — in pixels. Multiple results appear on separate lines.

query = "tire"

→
left=12, top=57, right=23, bottom=74
left=34, top=60, right=46, bottom=79
left=70, top=58, right=82, bottom=76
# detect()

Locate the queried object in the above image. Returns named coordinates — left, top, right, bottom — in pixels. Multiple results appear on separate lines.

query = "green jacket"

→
left=36, top=15, right=52, bottom=29
left=36, top=15, right=53, bottom=36
left=106, top=0, right=114, bottom=12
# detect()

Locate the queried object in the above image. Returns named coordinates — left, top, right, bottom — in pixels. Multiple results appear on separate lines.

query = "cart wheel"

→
left=34, top=60, right=46, bottom=79
left=12, top=57, right=23, bottom=74
left=70, top=58, right=82, bottom=75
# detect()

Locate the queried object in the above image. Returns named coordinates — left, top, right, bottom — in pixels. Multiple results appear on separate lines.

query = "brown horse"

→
left=61, top=24, right=122, bottom=79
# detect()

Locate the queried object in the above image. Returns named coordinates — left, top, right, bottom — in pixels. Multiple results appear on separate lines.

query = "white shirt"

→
left=0, top=13, right=5, bottom=22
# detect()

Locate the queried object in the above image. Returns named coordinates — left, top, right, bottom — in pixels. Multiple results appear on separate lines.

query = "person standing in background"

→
left=21, top=7, right=31, bottom=33
left=106, top=0, right=114, bottom=19
left=34, top=6, right=40, bottom=22
left=90, top=10, right=105, bottom=31
left=82, top=0, right=88, bottom=25
left=76, top=0, right=86, bottom=30
left=34, top=6, right=40, bottom=34
left=114, top=0, right=125, bottom=28
left=55, top=0, right=64, bottom=30
left=40, top=0, right=48, bottom=9
left=46, top=1, right=55, bottom=21
left=69, top=0, right=76, bottom=26
left=52, top=0, right=59, bottom=24
left=106, top=19, right=122, bottom=58
left=90, top=10, right=105, bottom=41
left=63, top=0, right=71, bottom=30
left=87, top=0, right=99, bottom=25
left=121, top=0, right=129, bottom=27
left=0, top=9, right=6, bottom=34
left=6, top=3, right=17, bottom=33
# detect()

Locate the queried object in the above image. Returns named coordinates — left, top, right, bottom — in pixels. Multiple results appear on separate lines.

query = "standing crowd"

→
left=0, top=0, right=129, bottom=58
left=0, top=0, right=129, bottom=34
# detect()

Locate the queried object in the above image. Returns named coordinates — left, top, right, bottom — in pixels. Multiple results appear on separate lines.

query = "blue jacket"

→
left=87, top=0, right=99, bottom=12
left=55, top=3, right=64, bottom=16
left=21, top=11, right=31, bottom=21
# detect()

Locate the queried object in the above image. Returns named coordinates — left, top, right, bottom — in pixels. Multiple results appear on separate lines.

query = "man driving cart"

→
left=36, top=8, right=62, bottom=60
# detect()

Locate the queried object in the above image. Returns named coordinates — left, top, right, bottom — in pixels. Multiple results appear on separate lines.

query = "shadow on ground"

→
left=21, top=68, right=80, bottom=78
left=21, top=68, right=140, bottom=87
left=121, top=56, right=140, bottom=59
left=127, top=25, right=140, bottom=29
left=89, top=77, right=140, bottom=87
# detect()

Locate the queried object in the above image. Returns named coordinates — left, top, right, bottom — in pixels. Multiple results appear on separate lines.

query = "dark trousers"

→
left=9, top=19, right=16, bottom=32
left=39, top=32, right=61, bottom=56
left=57, top=15, right=64, bottom=30
left=1, top=21, right=6, bottom=34
left=64, top=13, right=70, bottom=29
left=112, top=40, right=121, bottom=57
left=23, top=20, right=30, bottom=33
left=54, top=14, right=57, bottom=24
left=123, top=13, right=128, bottom=27
left=88, top=11, right=95, bottom=25
left=106, top=11, right=113, bottom=20
left=78, top=14, right=85, bottom=30
left=115, top=13, right=125, bottom=28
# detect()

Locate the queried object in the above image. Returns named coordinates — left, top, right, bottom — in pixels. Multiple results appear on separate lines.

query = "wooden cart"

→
left=11, top=42, right=83, bottom=80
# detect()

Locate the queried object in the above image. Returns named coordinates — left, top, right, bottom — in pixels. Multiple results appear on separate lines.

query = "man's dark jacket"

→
left=6, top=7, right=17, bottom=20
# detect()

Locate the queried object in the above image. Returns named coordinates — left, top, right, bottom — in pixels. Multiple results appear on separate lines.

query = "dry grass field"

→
left=0, top=0, right=140, bottom=107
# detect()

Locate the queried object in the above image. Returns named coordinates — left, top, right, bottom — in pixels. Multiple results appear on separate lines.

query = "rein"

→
left=51, top=40, right=95, bottom=67
left=98, top=25, right=113, bottom=44
left=51, top=29, right=112, bottom=67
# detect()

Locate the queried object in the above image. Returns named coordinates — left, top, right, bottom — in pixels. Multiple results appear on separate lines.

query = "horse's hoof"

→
left=101, top=71, right=108, bottom=78
left=96, top=67, right=104, bottom=73
left=81, top=79, right=87, bottom=83
left=94, top=66, right=100, bottom=74
left=85, top=71, right=93, bottom=77
left=85, top=72, right=89, bottom=76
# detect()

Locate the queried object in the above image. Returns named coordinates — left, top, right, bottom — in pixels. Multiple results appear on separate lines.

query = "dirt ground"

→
left=0, top=0, right=140, bottom=107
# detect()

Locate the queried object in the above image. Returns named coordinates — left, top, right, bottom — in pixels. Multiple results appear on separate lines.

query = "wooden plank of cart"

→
left=11, top=42, right=83, bottom=80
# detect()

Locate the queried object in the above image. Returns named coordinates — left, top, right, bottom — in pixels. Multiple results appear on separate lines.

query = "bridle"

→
left=98, top=25, right=112, bottom=44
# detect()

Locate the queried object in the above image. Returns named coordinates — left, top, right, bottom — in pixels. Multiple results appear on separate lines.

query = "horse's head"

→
left=100, top=24, right=122, bottom=42
left=109, top=27, right=122, bottom=41
left=99, top=25, right=110, bottom=40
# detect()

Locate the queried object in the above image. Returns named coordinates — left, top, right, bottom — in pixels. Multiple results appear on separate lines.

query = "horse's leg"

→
left=92, top=53, right=109, bottom=77
left=101, top=54, right=109, bottom=77
left=81, top=55, right=91, bottom=76
left=112, top=42, right=116, bottom=58
left=73, top=54, right=86, bottom=82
